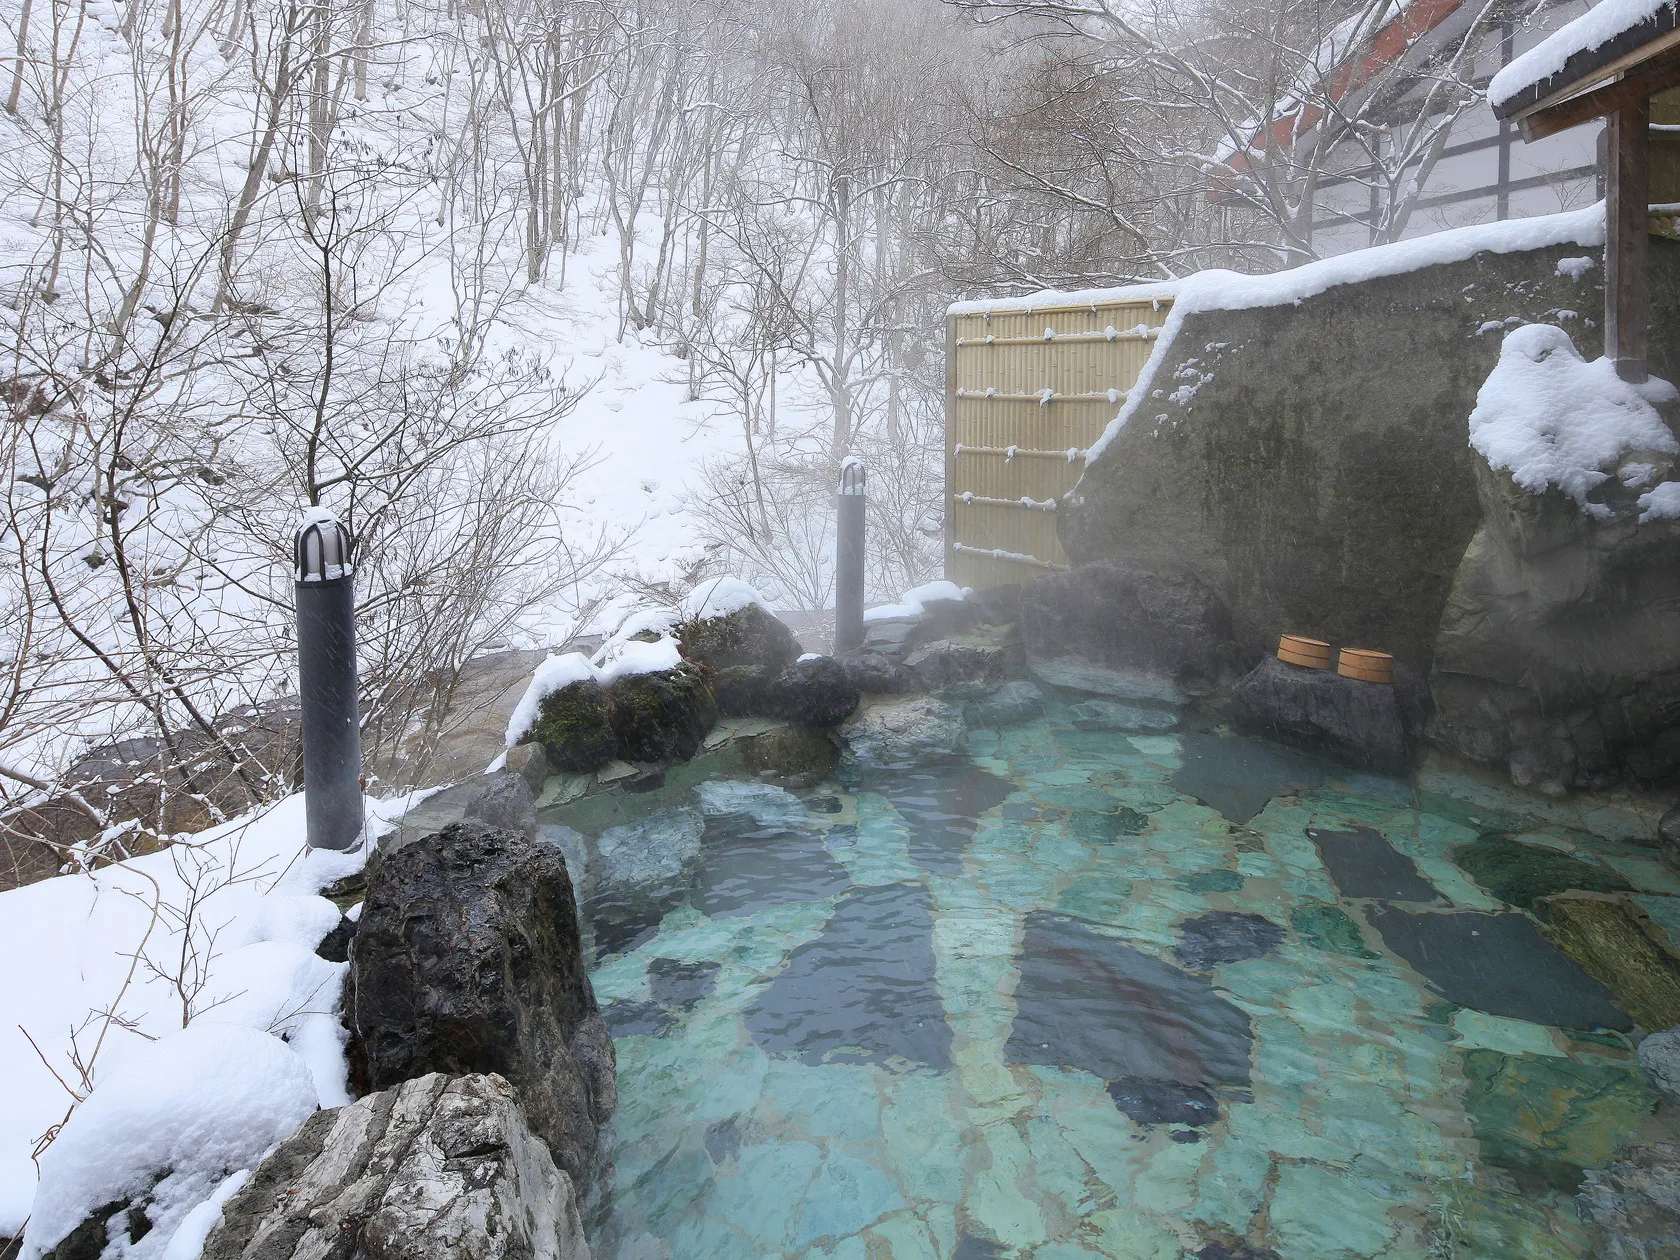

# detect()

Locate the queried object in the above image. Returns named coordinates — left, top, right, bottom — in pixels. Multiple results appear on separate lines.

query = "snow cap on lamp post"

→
left=295, top=505, right=354, bottom=583
left=293, top=504, right=362, bottom=850
left=839, top=455, right=866, bottom=496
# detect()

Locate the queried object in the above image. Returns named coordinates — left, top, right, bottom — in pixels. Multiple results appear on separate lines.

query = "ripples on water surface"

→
left=555, top=709, right=1680, bottom=1258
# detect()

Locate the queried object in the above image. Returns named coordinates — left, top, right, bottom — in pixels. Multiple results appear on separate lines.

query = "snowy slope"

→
left=0, top=793, right=425, bottom=1236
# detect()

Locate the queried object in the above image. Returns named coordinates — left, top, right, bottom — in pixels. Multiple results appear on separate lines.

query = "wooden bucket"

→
left=1337, top=648, right=1394, bottom=685
left=1277, top=635, right=1332, bottom=669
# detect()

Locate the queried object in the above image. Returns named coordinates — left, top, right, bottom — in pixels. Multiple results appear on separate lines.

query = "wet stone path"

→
left=562, top=710, right=1680, bottom=1259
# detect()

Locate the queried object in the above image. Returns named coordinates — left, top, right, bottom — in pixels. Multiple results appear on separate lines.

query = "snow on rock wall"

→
left=1056, top=232, right=1680, bottom=793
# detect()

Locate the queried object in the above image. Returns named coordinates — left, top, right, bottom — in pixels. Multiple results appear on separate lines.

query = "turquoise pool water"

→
left=570, top=711, right=1680, bottom=1258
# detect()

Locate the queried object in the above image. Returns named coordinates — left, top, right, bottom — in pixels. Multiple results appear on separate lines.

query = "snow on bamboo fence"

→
left=943, top=286, right=1175, bottom=588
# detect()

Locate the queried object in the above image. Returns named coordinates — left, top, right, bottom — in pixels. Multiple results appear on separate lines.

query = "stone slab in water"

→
left=1173, top=911, right=1286, bottom=971
left=1171, top=734, right=1327, bottom=824
left=1007, top=912, right=1253, bottom=1087
left=1107, top=1076, right=1221, bottom=1127
left=1310, top=825, right=1441, bottom=902
left=605, top=959, right=723, bottom=1038
left=1365, top=905, right=1633, bottom=1030
left=874, top=766, right=1014, bottom=876
left=692, top=818, right=852, bottom=918
left=649, top=957, right=721, bottom=1008
left=1070, top=699, right=1181, bottom=732
left=745, top=881, right=951, bottom=1070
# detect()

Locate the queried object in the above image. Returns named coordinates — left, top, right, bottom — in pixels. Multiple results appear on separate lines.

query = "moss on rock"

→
left=609, top=667, right=717, bottom=764
left=712, top=665, right=775, bottom=717
left=1452, top=835, right=1631, bottom=909
left=1532, top=891, right=1680, bottom=1030
left=743, top=725, right=836, bottom=787
left=680, top=603, right=799, bottom=672
left=529, top=679, right=616, bottom=773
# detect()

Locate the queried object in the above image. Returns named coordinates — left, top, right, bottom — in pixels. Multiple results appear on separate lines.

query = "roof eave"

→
left=1493, top=3, right=1680, bottom=120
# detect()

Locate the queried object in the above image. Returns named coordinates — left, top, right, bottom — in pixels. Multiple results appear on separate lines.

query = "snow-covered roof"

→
left=947, top=280, right=1180, bottom=318
left=1490, top=0, right=1680, bottom=111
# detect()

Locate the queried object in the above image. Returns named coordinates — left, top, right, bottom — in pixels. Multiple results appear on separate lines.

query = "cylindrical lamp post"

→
left=294, top=507, right=363, bottom=850
left=835, top=457, right=866, bottom=655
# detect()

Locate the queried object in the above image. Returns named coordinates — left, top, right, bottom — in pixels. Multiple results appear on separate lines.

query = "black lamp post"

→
left=835, top=457, right=866, bottom=654
left=294, top=508, right=363, bottom=850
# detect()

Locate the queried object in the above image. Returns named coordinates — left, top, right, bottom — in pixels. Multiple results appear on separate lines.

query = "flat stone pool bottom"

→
left=579, top=716, right=1680, bottom=1258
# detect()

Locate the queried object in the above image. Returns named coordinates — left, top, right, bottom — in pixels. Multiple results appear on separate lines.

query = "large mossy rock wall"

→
left=1060, top=239, right=1680, bottom=673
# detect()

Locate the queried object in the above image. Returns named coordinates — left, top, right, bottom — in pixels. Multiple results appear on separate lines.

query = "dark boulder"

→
left=904, top=638, right=1024, bottom=695
left=529, top=678, right=616, bottom=773
left=860, top=616, right=919, bottom=658
left=351, top=820, right=615, bottom=1186
left=768, top=657, right=860, bottom=728
left=711, top=664, right=776, bottom=716
left=968, top=583, right=1022, bottom=626
left=1018, top=562, right=1231, bottom=702
left=835, top=652, right=920, bottom=695
left=1229, top=655, right=1417, bottom=772
left=1663, top=802, right=1680, bottom=872
left=680, top=602, right=800, bottom=672
left=610, top=666, right=717, bottom=763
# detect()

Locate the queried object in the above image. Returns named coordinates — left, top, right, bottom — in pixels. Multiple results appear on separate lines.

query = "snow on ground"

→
left=1077, top=203, right=1609, bottom=462
left=0, top=791, right=425, bottom=1240
left=484, top=234, right=751, bottom=646
left=22, top=1024, right=318, bottom=1259
left=1470, top=323, right=1678, bottom=515
left=1489, top=0, right=1677, bottom=108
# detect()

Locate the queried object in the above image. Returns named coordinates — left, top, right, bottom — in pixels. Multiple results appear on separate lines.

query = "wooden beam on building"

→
left=1515, top=39, right=1680, bottom=140
left=1607, top=98, right=1650, bottom=383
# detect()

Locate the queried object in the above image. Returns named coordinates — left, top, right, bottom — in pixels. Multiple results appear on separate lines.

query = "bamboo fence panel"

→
left=944, top=295, right=1173, bottom=589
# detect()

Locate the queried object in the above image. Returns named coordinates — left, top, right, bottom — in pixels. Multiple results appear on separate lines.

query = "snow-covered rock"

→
left=506, top=653, right=601, bottom=747
left=608, top=667, right=717, bottom=762
left=1468, top=324, right=1678, bottom=517
left=22, top=1024, right=318, bottom=1260
left=679, top=576, right=767, bottom=620
left=863, top=579, right=969, bottom=624
left=199, top=1073, right=589, bottom=1260
left=596, top=635, right=684, bottom=685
